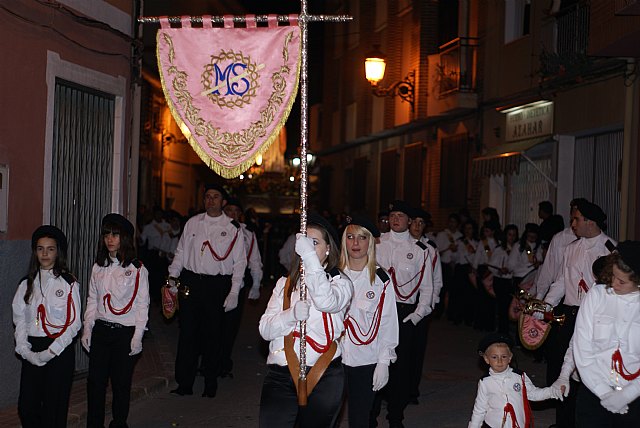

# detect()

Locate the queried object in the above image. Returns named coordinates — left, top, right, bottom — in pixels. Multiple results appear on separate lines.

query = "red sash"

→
left=103, top=264, right=142, bottom=316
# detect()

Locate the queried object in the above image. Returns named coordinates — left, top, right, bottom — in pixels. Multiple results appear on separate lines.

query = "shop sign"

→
left=505, top=102, right=553, bottom=142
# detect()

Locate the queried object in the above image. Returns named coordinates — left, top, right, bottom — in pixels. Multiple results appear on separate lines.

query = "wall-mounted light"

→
left=365, top=45, right=415, bottom=112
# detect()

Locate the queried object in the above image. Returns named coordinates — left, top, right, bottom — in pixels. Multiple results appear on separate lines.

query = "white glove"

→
left=295, top=234, right=324, bottom=273
left=601, top=388, right=635, bottom=414
left=36, top=349, right=55, bottom=365
left=23, top=350, right=45, bottom=367
left=551, top=377, right=570, bottom=401
left=81, top=329, right=92, bottom=352
left=293, top=300, right=311, bottom=321
left=403, top=312, right=423, bottom=326
left=248, top=285, right=260, bottom=300
left=167, top=276, right=178, bottom=287
left=532, top=311, right=545, bottom=320
left=295, top=233, right=316, bottom=259
left=223, top=291, right=239, bottom=312
left=129, top=337, right=143, bottom=356
left=372, top=363, right=389, bottom=391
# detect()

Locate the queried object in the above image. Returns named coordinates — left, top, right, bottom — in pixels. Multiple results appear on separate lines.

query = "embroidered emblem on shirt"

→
left=527, top=328, right=539, bottom=338
left=55, top=289, right=64, bottom=298
left=221, top=231, right=227, bottom=237
left=513, top=382, right=521, bottom=392
left=366, top=291, right=375, bottom=299
left=125, top=270, right=132, bottom=276
left=407, top=253, right=413, bottom=260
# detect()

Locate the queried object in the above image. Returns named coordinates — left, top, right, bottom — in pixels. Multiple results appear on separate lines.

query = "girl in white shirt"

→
left=12, top=225, right=81, bottom=428
left=81, top=213, right=150, bottom=428
left=259, top=214, right=353, bottom=428
left=508, top=223, right=543, bottom=286
left=573, top=241, right=640, bottom=426
left=339, top=216, right=399, bottom=428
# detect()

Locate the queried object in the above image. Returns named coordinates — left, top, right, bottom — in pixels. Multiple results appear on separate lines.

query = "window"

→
left=403, top=143, right=424, bottom=208
left=379, top=149, right=398, bottom=210
left=440, top=134, right=469, bottom=208
left=505, top=0, right=531, bottom=43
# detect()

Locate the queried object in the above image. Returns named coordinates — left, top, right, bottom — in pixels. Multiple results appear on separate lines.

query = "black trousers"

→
left=220, top=277, right=250, bottom=375
left=545, top=304, right=579, bottom=428
left=344, top=364, right=377, bottom=428
left=410, top=314, right=431, bottom=400
left=576, top=383, right=640, bottom=427
left=87, top=320, right=138, bottom=428
left=175, top=270, right=231, bottom=393
left=372, top=302, right=418, bottom=425
left=259, top=358, right=344, bottom=428
left=473, top=267, right=496, bottom=332
left=493, top=277, right=514, bottom=335
left=18, top=336, right=75, bottom=428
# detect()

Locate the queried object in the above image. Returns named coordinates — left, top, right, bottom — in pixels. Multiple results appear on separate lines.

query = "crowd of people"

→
left=11, top=184, right=640, bottom=428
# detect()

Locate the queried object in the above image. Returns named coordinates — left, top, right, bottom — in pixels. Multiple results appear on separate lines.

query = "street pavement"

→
left=0, top=288, right=556, bottom=427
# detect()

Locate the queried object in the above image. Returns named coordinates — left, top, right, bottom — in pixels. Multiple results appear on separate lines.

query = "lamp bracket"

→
left=371, top=70, right=415, bottom=111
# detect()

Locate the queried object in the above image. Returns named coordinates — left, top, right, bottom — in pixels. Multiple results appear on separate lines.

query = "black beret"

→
left=307, top=213, right=340, bottom=246
left=204, top=183, right=229, bottom=200
left=225, top=197, right=243, bottom=210
left=411, top=209, right=431, bottom=221
left=524, top=223, right=540, bottom=234
left=32, top=225, right=68, bottom=254
left=575, top=200, right=607, bottom=230
left=345, top=214, right=380, bottom=238
left=102, top=213, right=135, bottom=237
left=388, top=200, right=415, bottom=218
left=478, top=332, right=514, bottom=354
left=617, top=241, right=640, bottom=277
left=378, top=210, right=389, bottom=218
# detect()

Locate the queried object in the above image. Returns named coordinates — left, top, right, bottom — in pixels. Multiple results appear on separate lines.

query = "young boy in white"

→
left=469, top=332, right=562, bottom=428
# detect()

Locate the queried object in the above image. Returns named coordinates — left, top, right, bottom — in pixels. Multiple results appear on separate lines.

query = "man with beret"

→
left=407, top=208, right=443, bottom=405
left=220, top=197, right=263, bottom=378
left=375, top=200, right=435, bottom=427
left=167, top=184, right=247, bottom=398
left=543, top=199, right=616, bottom=428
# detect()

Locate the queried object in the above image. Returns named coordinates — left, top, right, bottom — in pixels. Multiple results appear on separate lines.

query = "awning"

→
left=472, top=137, right=550, bottom=178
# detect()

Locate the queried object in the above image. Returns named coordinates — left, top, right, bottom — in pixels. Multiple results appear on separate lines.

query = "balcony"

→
left=427, top=37, right=478, bottom=116
left=616, top=0, right=640, bottom=15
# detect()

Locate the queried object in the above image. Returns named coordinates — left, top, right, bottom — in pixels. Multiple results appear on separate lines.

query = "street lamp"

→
left=364, top=46, right=415, bottom=111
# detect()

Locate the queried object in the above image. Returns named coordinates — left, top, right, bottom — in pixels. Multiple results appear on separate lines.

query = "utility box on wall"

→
left=0, top=165, right=8, bottom=232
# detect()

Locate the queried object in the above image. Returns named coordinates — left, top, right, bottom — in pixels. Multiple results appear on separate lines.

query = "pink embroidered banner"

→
left=156, top=15, right=301, bottom=178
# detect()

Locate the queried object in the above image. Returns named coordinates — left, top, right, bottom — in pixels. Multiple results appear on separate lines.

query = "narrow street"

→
left=125, top=288, right=555, bottom=427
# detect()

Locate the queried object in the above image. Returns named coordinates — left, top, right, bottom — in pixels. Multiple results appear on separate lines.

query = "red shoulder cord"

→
left=389, top=252, right=428, bottom=301
left=501, top=373, right=532, bottom=428
left=502, top=402, right=520, bottom=428
left=612, top=349, right=640, bottom=381
left=202, top=227, right=239, bottom=261
left=103, top=264, right=142, bottom=316
left=37, top=284, right=76, bottom=339
left=344, top=280, right=389, bottom=345
left=292, top=312, right=335, bottom=353
left=246, top=233, right=255, bottom=262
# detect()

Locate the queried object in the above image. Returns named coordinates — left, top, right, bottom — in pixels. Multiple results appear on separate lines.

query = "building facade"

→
left=0, top=0, right=139, bottom=408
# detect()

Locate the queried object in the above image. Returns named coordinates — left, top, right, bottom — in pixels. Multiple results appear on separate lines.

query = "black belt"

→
left=562, top=304, right=580, bottom=316
left=182, top=269, right=230, bottom=280
left=96, top=319, right=131, bottom=329
left=268, top=357, right=342, bottom=374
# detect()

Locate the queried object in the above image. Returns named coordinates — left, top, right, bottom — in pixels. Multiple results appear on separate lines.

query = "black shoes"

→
left=170, top=387, right=193, bottom=396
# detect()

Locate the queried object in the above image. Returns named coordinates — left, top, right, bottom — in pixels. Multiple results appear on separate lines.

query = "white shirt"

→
left=159, top=225, right=182, bottom=255
left=488, top=246, right=512, bottom=279
left=241, top=223, right=263, bottom=289
left=472, top=238, right=498, bottom=269
left=12, top=270, right=82, bottom=356
left=544, top=232, right=616, bottom=307
left=168, top=212, right=247, bottom=295
left=468, top=367, right=555, bottom=428
left=418, top=237, right=444, bottom=305
left=456, top=238, right=479, bottom=265
left=83, top=259, right=150, bottom=335
left=376, top=230, right=435, bottom=317
left=535, top=228, right=577, bottom=300
left=340, top=268, right=399, bottom=367
left=140, top=219, right=171, bottom=251
left=508, top=242, right=543, bottom=278
left=573, top=284, right=640, bottom=400
left=259, top=271, right=353, bottom=367
left=436, top=229, right=462, bottom=264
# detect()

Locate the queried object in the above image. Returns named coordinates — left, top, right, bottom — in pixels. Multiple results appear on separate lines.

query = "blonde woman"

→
left=340, top=215, right=399, bottom=428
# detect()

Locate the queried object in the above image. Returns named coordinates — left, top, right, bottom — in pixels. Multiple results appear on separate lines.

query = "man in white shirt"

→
left=219, top=197, right=262, bottom=378
left=375, top=200, right=435, bottom=427
left=167, top=184, right=247, bottom=398
left=140, top=207, right=171, bottom=302
left=543, top=199, right=616, bottom=428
